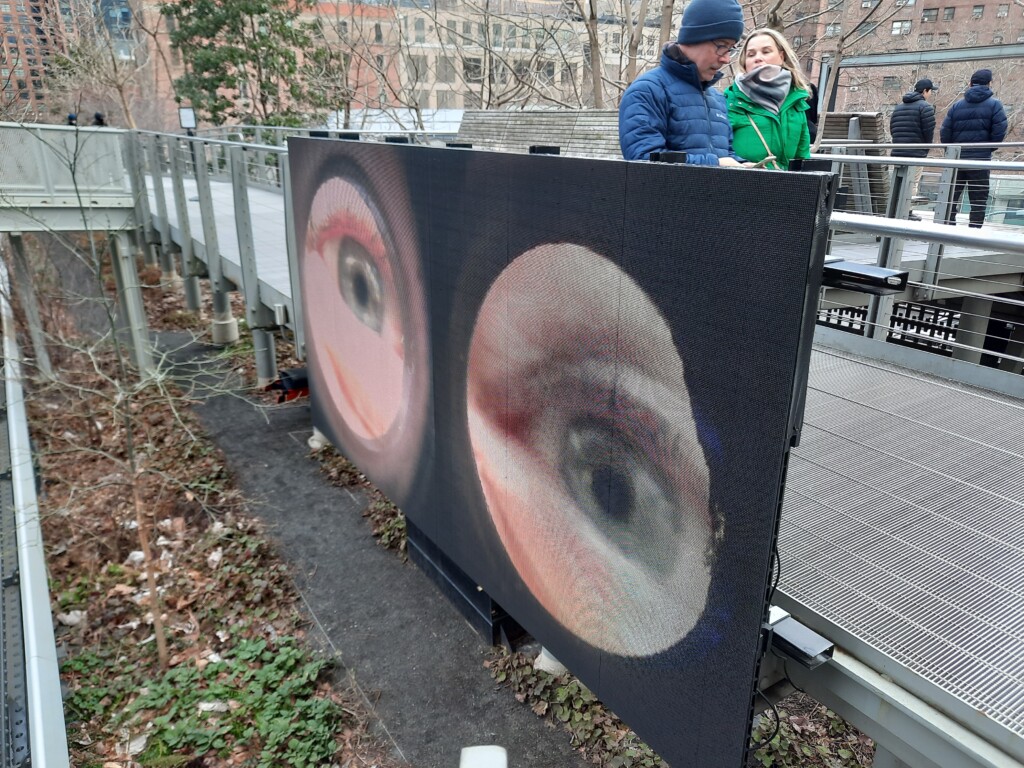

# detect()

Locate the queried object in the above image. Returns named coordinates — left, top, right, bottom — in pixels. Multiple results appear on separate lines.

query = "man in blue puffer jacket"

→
left=940, top=69, right=1008, bottom=227
left=619, top=0, right=747, bottom=165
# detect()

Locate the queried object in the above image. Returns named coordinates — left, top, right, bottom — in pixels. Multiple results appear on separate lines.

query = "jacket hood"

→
left=902, top=91, right=925, bottom=104
left=662, top=42, right=722, bottom=89
left=965, top=85, right=993, bottom=103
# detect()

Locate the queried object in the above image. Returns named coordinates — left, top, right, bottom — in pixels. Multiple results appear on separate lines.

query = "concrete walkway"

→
left=187, top=355, right=587, bottom=767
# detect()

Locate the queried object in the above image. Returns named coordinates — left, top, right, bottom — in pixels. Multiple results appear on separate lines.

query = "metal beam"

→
left=840, top=44, right=1024, bottom=68
left=776, top=648, right=1022, bottom=768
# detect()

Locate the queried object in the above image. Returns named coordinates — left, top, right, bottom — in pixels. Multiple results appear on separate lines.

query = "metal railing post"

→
left=109, top=231, right=154, bottom=375
left=4, top=234, right=52, bottom=378
left=168, top=136, right=202, bottom=311
left=144, top=135, right=178, bottom=284
left=281, top=156, right=306, bottom=360
left=230, top=145, right=277, bottom=381
left=914, top=145, right=962, bottom=301
left=122, top=133, right=156, bottom=265
left=865, top=162, right=914, bottom=340
left=193, top=139, right=239, bottom=345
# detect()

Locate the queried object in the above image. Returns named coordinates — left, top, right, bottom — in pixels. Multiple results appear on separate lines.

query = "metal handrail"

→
left=0, top=259, right=70, bottom=768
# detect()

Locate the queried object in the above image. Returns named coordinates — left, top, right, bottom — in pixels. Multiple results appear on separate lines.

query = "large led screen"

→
left=289, top=138, right=833, bottom=767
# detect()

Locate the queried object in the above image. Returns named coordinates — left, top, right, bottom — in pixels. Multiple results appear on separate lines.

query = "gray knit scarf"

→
left=736, top=64, right=792, bottom=114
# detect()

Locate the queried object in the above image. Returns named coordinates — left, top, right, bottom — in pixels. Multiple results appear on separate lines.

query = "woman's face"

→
left=466, top=244, right=716, bottom=657
left=744, top=34, right=785, bottom=71
left=302, top=168, right=428, bottom=500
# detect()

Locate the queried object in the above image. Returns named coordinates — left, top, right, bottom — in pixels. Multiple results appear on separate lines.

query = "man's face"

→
left=923, top=88, right=932, bottom=101
left=680, top=39, right=737, bottom=82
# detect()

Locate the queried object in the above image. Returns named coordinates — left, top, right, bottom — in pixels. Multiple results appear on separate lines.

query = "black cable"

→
left=755, top=688, right=782, bottom=747
left=782, top=657, right=807, bottom=695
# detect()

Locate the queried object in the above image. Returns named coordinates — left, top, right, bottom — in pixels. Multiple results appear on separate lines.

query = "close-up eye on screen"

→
left=301, top=168, right=428, bottom=502
left=465, top=244, right=719, bottom=658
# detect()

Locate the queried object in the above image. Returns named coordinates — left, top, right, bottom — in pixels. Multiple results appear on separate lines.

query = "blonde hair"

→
left=738, top=28, right=809, bottom=91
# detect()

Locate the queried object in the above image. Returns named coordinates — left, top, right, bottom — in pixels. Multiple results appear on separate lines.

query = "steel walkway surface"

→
left=781, top=347, right=1024, bottom=761
left=147, top=174, right=1024, bottom=761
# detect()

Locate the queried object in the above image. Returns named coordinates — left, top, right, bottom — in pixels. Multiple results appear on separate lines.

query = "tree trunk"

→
left=659, top=0, right=675, bottom=47
left=583, top=0, right=604, bottom=107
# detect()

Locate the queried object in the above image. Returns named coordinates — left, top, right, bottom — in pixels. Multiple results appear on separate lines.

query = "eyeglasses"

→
left=711, top=41, right=740, bottom=57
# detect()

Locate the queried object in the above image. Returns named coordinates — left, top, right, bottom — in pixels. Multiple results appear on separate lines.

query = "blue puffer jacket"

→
left=939, top=85, right=1008, bottom=159
left=619, top=45, right=738, bottom=164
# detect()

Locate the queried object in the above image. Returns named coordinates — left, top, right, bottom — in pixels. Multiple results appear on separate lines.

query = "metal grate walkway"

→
left=780, top=345, right=1024, bottom=758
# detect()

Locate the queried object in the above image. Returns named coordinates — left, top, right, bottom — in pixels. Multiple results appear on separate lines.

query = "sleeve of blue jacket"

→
left=991, top=100, right=1008, bottom=143
left=940, top=105, right=954, bottom=144
left=618, top=79, right=728, bottom=165
left=619, top=79, right=669, bottom=161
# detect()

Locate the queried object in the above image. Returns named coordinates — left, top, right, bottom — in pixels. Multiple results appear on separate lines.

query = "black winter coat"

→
left=889, top=92, right=935, bottom=157
left=940, top=86, right=1008, bottom=159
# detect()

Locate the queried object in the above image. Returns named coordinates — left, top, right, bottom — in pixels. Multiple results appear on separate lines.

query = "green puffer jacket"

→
left=724, top=82, right=811, bottom=170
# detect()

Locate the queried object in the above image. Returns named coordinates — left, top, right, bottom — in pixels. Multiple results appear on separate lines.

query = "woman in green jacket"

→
left=724, top=28, right=811, bottom=170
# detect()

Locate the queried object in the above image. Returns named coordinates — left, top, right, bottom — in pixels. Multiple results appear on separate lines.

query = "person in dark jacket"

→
left=890, top=78, right=935, bottom=157
left=890, top=78, right=935, bottom=215
left=618, top=0, right=747, bottom=165
left=940, top=69, right=1008, bottom=227
left=92, top=112, right=107, bottom=127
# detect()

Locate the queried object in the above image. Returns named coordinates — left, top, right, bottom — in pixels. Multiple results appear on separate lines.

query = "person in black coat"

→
left=890, top=78, right=935, bottom=157
left=940, top=69, right=1008, bottom=227
left=888, top=78, right=935, bottom=215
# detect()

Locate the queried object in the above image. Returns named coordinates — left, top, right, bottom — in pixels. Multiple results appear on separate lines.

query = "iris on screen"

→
left=466, top=244, right=718, bottom=657
left=302, top=172, right=428, bottom=499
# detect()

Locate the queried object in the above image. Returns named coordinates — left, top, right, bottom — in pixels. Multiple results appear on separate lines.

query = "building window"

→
left=892, top=19, right=912, bottom=33
left=446, top=19, right=456, bottom=44
left=883, top=76, right=900, bottom=89
left=993, top=33, right=1004, bottom=42
left=895, top=0, right=915, bottom=5
left=972, top=4, right=983, bottom=17
left=918, top=32, right=933, bottom=44
left=997, top=3, right=1009, bottom=15
left=938, top=31, right=950, bottom=43
left=861, top=0, right=875, bottom=6
left=464, top=57, right=482, bottom=82
left=462, top=20, right=471, bottom=39
left=535, top=59, right=554, bottom=84
left=942, top=6, right=954, bottom=18
left=413, top=18, right=425, bottom=43
left=492, top=23, right=501, bottom=45
left=406, top=54, right=427, bottom=82
left=792, top=35, right=803, bottom=44
left=438, top=57, right=455, bottom=82
left=856, top=21, right=879, bottom=33
left=825, top=22, right=840, bottom=36
left=374, top=22, right=382, bottom=43
left=436, top=90, right=456, bottom=109
left=966, top=30, right=978, bottom=43
left=561, top=62, right=575, bottom=86
left=465, top=91, right=481, bottom=108
left=921, top=8, right=937, bottom=21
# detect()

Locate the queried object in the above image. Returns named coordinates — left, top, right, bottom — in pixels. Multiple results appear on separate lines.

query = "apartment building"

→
left=1, top=0, right=60, bottom=119
left=785, top=0, right=1021, bottom=143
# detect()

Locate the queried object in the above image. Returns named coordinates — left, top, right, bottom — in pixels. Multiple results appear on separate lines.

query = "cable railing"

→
left=804, top=146, right=1024, bottom=385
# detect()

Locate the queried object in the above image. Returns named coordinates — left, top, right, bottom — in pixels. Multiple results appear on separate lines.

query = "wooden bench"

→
left=455, top=109, right=621, bottom=158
